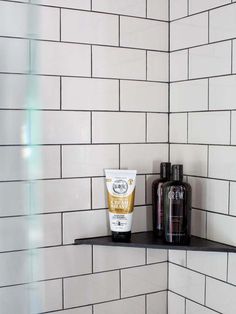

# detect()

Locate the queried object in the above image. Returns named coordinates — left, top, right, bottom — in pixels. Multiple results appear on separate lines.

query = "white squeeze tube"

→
left=105, top=169, right=137, bottom=242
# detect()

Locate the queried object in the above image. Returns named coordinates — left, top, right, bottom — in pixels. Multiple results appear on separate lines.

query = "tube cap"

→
left=160, top=162, right=171, bottom=179
left=172, top=164, right=183, bottom=181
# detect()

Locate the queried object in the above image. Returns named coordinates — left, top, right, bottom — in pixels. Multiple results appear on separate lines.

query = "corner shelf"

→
left=74, top=231, right=236, bottom=253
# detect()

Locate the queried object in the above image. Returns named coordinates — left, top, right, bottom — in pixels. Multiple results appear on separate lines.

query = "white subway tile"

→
left=34, top=0, right=91, bottom=10
left=33, top=41, right=91, bottom=76
left=31, top=111, right=90, bottom=144
left=169, top=263, right=205, bottom=304
left=209, top=75, right=236, bottom=110
left=170, top=113, right=188, bottom=143
left=230, top=182, right=236, bottom=216
left=62, top=77, right=119, bottom=111
left=0, top=181, right=29, bottom=216
left=0, top=38, right=29, bottom=73
left=191, top=208, right=206, bottom=238
left=0, top=146, right=60, bottom=181
left=171, top=13, right=208, bottom=50
left=121, top=144, right=168, bottom=174
left=189, top=41, right=231, bottom=79
left=169, top=250, right=186, bottom=267
left=0, top=2, right=60, bottom=40
left=147, top=249, right=167, bottom=264
left=189, top=0, right=231, bottom=15
left=92, top=177, right=107, bottom=209
left=62, top=145, right=119, bottom=177
left=0, top=110, right=28, bottom=145
left=94, top=295, right=145, bottom=314
left=64, top=271, right=119, bottom=308
left=168, top=292, right=185, bottom=314
left=209, top=146, right=236, bottom=180
left=132, top=206, right=152, bottom=233
left=188, top=111, right=230, bottom=144
left=92, top=175, right=147, bottom=209
left=170, top=144, right=208, bottom=176
left=187, top=251, right=227, bottom=280
left=31, top=178, right=91, bottom=213
left=210, top=4, right=236, bottom=42
left=147, top=0, right=168, bottom=20
left=228, top=253, right=236, bottom=285
left=0, top=213, right=61, bottom=252
left=93, top=46, right=146, bottom=80
left=53, top=307, right=92, bottom=314
left=170, top=0, right=188, bottom=20
left=147, top=113, right=168, bottom=143
left=61, top=10, right=118, bottom=45
left=0, top=245, right=91, bottom=286
left=147, top=51, right=169, bottom=82
left=146, top=175, right=160, bottom=204
left=92, top=0, right=146, bottom=17
left=206, top=277, right=236, bottom=314
left=170, top=50, right=188, bottom=82
left=93, top=246, right=145, bottom=272
left=92, top=112, right=145, bottom=143
left=188, top=177, right=229, bottom=214
left=207, top=212, right=236, bottom=246
left=63, top=210, right=109, bottom=243
left=121, top=263, right=167, bottom=297
left=120, top=81, right=168, bottom=112
left=120, top=17, right=168, bottom=51
left=147, top=291, right=167, bottom=314
left=170, top=80, right=208, bottom=112
left=186, top=300, right=217, bottom=314
left=231, top=112, right=236, bottom=145
left=0, top=279, right=62, bottom=314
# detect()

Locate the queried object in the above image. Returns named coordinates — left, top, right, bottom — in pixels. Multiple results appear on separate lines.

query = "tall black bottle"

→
left=163, top=165, right=192, bottom=244
left=152, top=162, right=171, bottom=237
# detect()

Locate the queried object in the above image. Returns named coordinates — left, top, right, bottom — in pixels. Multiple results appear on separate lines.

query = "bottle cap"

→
left=172, top=164, right=183, bottom=181
left=160, top=162, right=171, bottom=179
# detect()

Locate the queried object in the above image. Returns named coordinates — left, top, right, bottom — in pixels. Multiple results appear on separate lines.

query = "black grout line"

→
left=90, top=0, right=92, bottom=11
left=42, top=289, right=168, bottom=314
left=169, top=261, right=236, bottom=288
left=184, top=297, right=187, bottom=314
left=170, top=1, right=235, bottom=22
left=0, top=34, right=169, bottom=53
left=62, top=278, right=64, bottom=310
left=207, top=145, right=209, bottom=177
left=171, top=72, right=236, bottom=84
left=168, top=290, right=222, bottom=314
left=59, top=8, right=62, bottom=42
left=145, top=113, right=148, bottom=142
left=1, top=0, right=169, bottom=23
left=61, top=212, right=63, bottom=245
left=0, top=70, right=169, bottom=84
left=145, top=294, right=147, bottom=314
left=145, top=0, right=147, bottom=18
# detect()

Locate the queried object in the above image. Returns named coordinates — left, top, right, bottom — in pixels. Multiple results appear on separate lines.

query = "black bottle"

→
left=152, top=162, right=171, bottom=237
left=163, top=165, right=192, bottom=245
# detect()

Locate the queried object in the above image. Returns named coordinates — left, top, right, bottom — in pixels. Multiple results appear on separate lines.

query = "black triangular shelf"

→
left=74, top=231, right=236, bottom=252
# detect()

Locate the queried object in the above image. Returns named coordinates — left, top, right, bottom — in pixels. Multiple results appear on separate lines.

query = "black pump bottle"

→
left=152, top=162, right=171, bottom=237
left=163, top=164, right=192, bottom=244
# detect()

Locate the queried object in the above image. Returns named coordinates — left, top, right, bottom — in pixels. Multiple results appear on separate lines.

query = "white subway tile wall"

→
left=169, top=1, right=236, bottom=313
left=1, top=0, right=236, bottom=314
left=0, top=1, right=169, bottom=313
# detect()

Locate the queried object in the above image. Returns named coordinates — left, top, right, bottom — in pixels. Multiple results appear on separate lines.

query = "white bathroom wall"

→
left=0, top=1, right=169, bottom=313
left=169, top=1, right=236, bottom=313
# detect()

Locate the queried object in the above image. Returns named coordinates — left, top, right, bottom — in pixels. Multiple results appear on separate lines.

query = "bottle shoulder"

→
left=163, top=181, right=192, bottom=190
